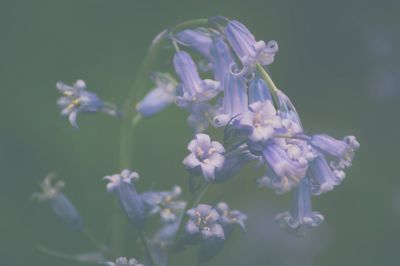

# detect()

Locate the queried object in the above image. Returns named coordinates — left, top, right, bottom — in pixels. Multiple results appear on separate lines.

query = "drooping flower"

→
left=141, top=185, right=186, bottom=223
left=209, top=36, right=234, bottom=88
left=224, top=20, right=278, bottom=76
left=175, top=28, right=215, bottom=59
left=183, top=134, right=225, bottom=181
left=104, top=170, right=145, bottom=227
left=310, top=134, right=360, bottom=170
left=185, top=204, right=225, bottom=240
left=173, top=51, right=220, bottom=107
left=248, top=76, right=272, bottom=104
left=216, top=202, right=247, bottom=233
left=186, top=102, right=216, bottom=133
left=56, top=80, right=118, bottom=128
left=275, top=178, right=324, bottom=235
left=212, top=72, right=248, bottom=127
left=235, top=100, right=282, bottom=144
left=33, top=173, right=83, bottom=231
left=104, top=257, right=143, bottom=266
left=136, top=73, right=178, bottom=117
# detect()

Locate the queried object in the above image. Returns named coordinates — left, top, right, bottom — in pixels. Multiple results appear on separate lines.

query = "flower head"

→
left=105, top=257, right=143, bottom=266
left=185, top=204, right=225, bottom=240
left=33, top=173, right=83, bottom=231
left=56, top=80, right=117, bottom=128
left=104, top=170, right=144, bottom=227
left=216, top=202, right=247, bottom=232
left=209, top=36, right=234, bottom=87
left=225, top=20, right=278, bottom=76
left=136, top=73, right=178, bottom=117
left=182, top=134, right=225, bottom=181
left=275, top=178, right=324, bottom=235
left=173, top=51, right=220, bottom=107
left=248, top=76, right=272, bottom=104
left=175, top=28, right=215, bottom=59
left=141, top=185, right=186, bottom=223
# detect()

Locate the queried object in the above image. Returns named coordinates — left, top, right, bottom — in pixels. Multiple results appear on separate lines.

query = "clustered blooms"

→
left=105, top=257, right=143, bottom=266
left=43, top=16, right=359, bottom=266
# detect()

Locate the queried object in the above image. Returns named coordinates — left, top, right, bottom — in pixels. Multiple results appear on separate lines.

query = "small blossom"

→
left=248, top=76, right=272, bottom=104
left=209, top=36, right=234, bottom=88
left=216, top=202, right=247, bottom=232
left=186, top=102, right=216, bottom=133
left=185, top=204, right=225, bottom=240
left=175, top=28, right=215, bottom=59
left=212, top=72, right=248, bottom=127
left=104, top=170, right=145, bottom=227
left=141, top=185, right=186, bottom=223
left=173, top=51, right=220, bottom=107
left=33, top=173, right=83, bottom=231
left=136, top=73, right=178, bottom=117
left=235, top=100, right=282, bottom=143
left=182, top=134, right=225, bottom=181
left=225, top=20, right=278, bottom=76
left=56, top=80, right=118, bottom=128
left=310, top=134, right=360, bottom=170
left=275, top=178, right=324, bottom=235
left=105, top=257, right=143, bottom=266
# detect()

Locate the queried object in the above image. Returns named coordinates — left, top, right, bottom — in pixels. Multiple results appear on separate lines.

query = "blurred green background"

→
left=1, top=0, right=399, bottom=265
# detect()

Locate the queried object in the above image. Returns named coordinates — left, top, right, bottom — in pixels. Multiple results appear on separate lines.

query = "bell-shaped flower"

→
left=175, top=28, right=215, bottom=59
left=183, top=134, right=225, bottom=181
left=104, top=170, right=145, bottom=227
left=258, top=140, right=314, bottom=194
left=248, top=76, right=272, bottom=104
left=136, top=73, right=178, bottom=117
left=173, top=51, right=220, bottom=107
left=275, top=178, right=324, bottom=235
left=225, top=20, right=278, bottom=76
left=56, top=80, right=118, bottom=128
left=235, top=100, right=282, bottom=144
left=141, top=185, right=186, bottom=223
left=212, top=72, right=248, bottom=127
left=215, top=202, right=247, bottom=234
left=33, top=173, right=83, bottom=231
left=310, top=134, right=360, bottom=170
left=105, top=257, right=143, bottom=266
left=185, top=204, right=225, bottom=241
left=187, top=102, right=216, bottom=133
left=209, top=36, right=234, bottom=88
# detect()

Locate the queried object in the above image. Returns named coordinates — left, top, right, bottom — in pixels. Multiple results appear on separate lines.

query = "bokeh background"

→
left=1, top=0, right=399, bottom=265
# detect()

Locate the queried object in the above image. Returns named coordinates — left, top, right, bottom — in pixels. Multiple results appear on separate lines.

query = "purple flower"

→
left=136, top=73, right=177, bottom=117
left=235, top=101, right=282, bottom=143
left=173, top=51, right=220, bottom=107
left=214, top=148, right=256, bottom=183
left=258, top=140, right=314, bottom=194
left=248, top=76, right=272, bottom=104
left=275, top=178, right=324, bottom=235
left=186, top=102, right=216, bottom=133
left=209, top=36, right=234, bottom=88
left=141, top=186, right=186, bottom=223
left=212, top=72, right=248, bottom=127
left=310, top=134, right=360, bottom=170
left=216, top=202, right=247, bottom=232
left=105, top=257, right=143, bottom=266
left=56, top=80, right=118, bottom=128
left=33, top=173, right=83, bottom=231
left=183, top=134, right=225, bottom=181
left=175, top=28, right=215, bottom=59
left=185, top=204, right=225, bottom=240
left=225, top=20, right=278, bottom=76
left=104, top=170, right=145, bottom=227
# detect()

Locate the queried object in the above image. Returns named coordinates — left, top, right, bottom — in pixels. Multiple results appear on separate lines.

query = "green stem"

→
left=83, top=229, right=106, bottom=253
left=139, top=230, right=157, bottom=266
left=174, top=182, right=211, bottom=246
left=256, top=64, right=280, bottom=107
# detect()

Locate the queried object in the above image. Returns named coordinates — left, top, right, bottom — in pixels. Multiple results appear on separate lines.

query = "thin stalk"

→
left=83, top=229, right=106, bottom=253
left=139, top=230, right=157, bottom=266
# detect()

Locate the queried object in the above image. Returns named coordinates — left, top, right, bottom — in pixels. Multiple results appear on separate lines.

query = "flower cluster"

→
left=40, top=16, right=360, bottom=266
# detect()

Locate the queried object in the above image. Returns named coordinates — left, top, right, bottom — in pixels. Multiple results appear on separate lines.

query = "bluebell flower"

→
left=224, top=20, right=278, bottom=76
left=153, top=217, right=181, bottom=245
left=276, top=89, right=303, bottom=133
left=212, top=72, right=248, bottom=127
left=185, top=204, right=225, bottom=240
left=56, top=80, right=118, bottom=128
left=104, top=170, right=145, bottom=227
left=136, top=73, right=178, bottom=117
left=308, top=154, right=346, bottom=195
left=186, top=102, right=216, bottom=133
left=173, top=51, right=220, bottom=107
left=175, top=28, right=215, bottom=59
left=248, top=76, right=272, bottom=104
left=33, top=173, right=83, bottom=231
left=258, top=140, right=315, bottom=194
left=104, top=257, right=143, bottom=266
left=275, top=178, right=324, bottom=235
left=182, top=134, right=225, bottom=181
left=141, top=185, right=186, bottom=223
left=209, top=36, right=234, bottom=88
left=216, top=202, right=247, bottom=233
left=235, top=100, right=282, bottom=143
